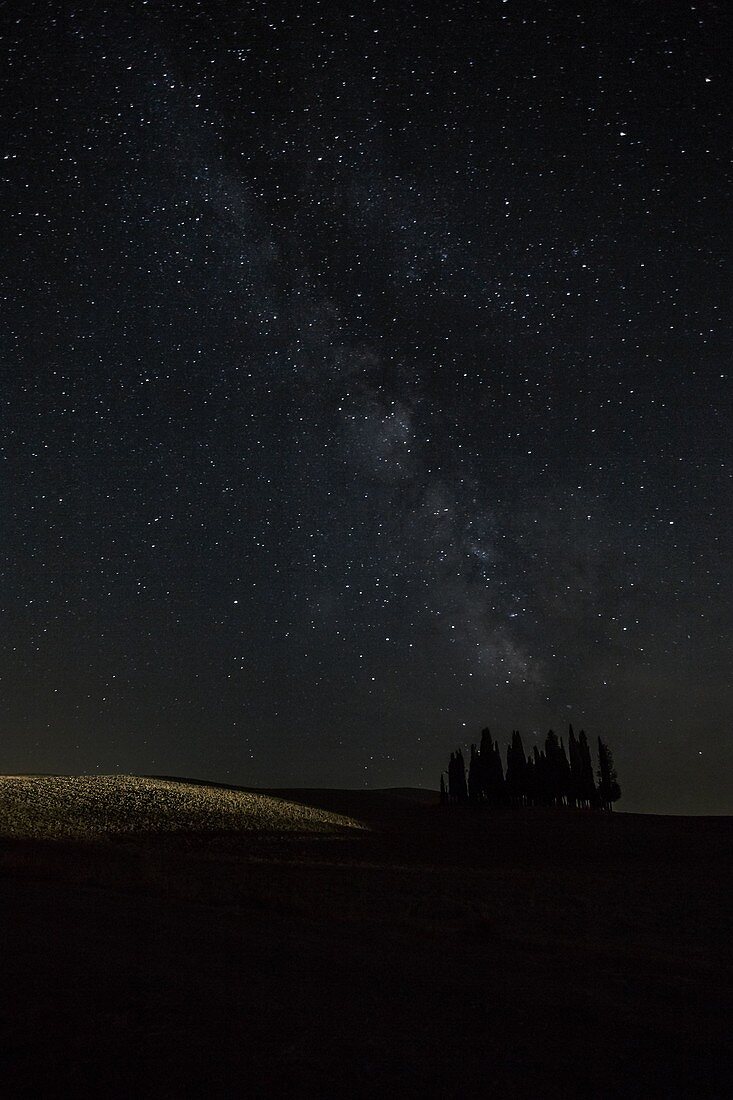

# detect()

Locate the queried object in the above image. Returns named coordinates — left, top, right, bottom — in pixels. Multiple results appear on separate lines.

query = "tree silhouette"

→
left=442, top=724, right=618, bottom=813
left=568, top=725, right=582, bottom=806
left=577, top=730, right=597, bottom=807
left=447, top=753, right=457, bottom=803
left=542, top=731, right=559, bottom=805
left=533, top=745, right=550, bottom=806
left=597, top=738, right=621, bottom=810
left=525, top=750, right=538, bottom=806
left=468, top=744, right=481, bottom=803
left=478, top=727, right=493, bottom=802
left=448, top=748, right=468, bottom=804
left=558, top=737, right=572, bottom=804
left=480, top=735, right=505, bottom=807
left=440, top=773, right=448, bottom=805
left=505, top=730, right=527, bottom=806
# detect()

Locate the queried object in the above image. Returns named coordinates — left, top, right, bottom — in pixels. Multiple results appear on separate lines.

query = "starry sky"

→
left=2, top=1, right=730, bottom=813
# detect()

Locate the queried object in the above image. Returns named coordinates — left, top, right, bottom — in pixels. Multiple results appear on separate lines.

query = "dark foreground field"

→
left=1, top=779, right=731, bottom=1098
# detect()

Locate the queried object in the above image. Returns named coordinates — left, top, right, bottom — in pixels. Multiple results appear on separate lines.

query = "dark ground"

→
left=1, top=785, right=731, bottom=1098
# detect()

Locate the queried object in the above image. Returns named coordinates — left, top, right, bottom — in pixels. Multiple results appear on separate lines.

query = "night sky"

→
left=2, top=1, right=730, bottom=814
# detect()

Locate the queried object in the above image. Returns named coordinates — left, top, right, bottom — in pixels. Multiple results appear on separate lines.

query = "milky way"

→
left=1, top=1, right=729, bottom=812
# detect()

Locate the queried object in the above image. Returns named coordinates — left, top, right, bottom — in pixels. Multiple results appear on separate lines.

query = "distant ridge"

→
left=145, top=776, right=437, bottom=797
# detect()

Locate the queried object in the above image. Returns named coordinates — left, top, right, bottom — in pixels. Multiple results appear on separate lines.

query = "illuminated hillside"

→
left=0, top=774, right=365, bottom=839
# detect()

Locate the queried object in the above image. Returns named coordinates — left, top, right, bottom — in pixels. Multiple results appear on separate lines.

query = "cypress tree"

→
left=534, top=745, right=551, bottom=805
left=490, top=739, right=505, bottom=806
left=454, top=747, right=468, bottom=803
left=525, top=751, right=538, bottom=806
left=597, top=738, right=621, bottom=810
left=468, top=744, right=481, bottom=803
left=577, top=730, right=597, bottom=807
left=479, top=727, right=493, bottom=801
left=568, top=725, right=582, bottom=807
left=558, top=736, right=572, bottom=806
left=447, top=752, right=457, bottom=804
left=544, top=729, right=564, bottom=806
left=506, top=730, right=527, bottom=806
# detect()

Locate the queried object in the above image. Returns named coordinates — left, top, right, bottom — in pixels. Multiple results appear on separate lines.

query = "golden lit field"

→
left=0, top=774, right=364, bottom=839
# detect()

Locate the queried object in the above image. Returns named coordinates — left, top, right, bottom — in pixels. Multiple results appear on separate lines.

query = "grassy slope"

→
left=0, top=778, right=730, bottom=1098
left=0, top=774, right=364, bottom=838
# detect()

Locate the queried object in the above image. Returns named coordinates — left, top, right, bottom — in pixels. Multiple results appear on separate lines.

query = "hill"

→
left=0, top=774, right=364, bottom=839
left=0, top=777, right=730, bottom=1098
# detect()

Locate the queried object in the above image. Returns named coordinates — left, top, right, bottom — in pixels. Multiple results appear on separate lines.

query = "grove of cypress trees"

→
left=443, top=725, right=618, bottom=813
